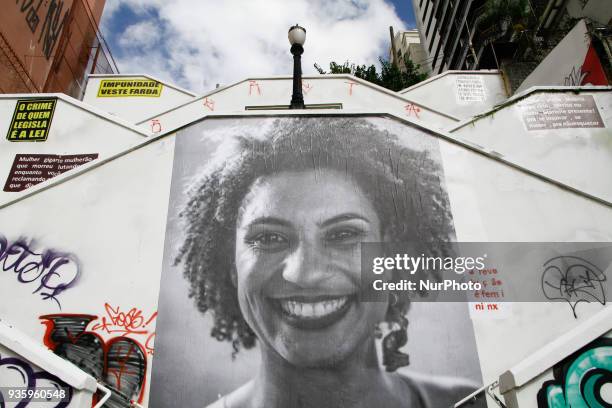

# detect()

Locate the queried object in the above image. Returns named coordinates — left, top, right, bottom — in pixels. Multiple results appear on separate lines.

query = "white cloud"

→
left=118, top=20, right=163, bottom=49
left=102, top=0, right=405, bottom=94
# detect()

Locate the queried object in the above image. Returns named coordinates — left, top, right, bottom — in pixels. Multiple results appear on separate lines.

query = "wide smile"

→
left=270, top=295, right=354, bottom=330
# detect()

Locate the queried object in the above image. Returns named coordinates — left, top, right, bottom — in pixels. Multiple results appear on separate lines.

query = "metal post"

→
left=290, top=43, right=305, bottom=109
left=389, top=26, right=399, bottom=68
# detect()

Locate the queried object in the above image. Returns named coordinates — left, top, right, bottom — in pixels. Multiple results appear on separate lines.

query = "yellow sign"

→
left=6, top=98, right=57, bottom=142
left=97, top=79, right=163, bottom=97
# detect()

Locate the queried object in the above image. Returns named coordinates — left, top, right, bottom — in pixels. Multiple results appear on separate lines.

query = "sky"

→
left=100, top=0, right=416, bottom=94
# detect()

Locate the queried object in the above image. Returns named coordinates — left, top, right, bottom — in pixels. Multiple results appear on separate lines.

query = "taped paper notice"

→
left=6, top=98, right=56, bottom=142
left=520, top=94, right=604, bottom=131
left=455, top=76, right=486, bottom=104
left=4, top=153, right=98, bottom=192
left=98, top=78, right=163, bottom=97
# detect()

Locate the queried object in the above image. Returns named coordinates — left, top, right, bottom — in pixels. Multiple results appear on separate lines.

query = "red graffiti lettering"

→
left=302, top=81, right=313, bottom=94
left=91, top=303, right=157, bottom=337
left=145, top=332, right=155, bottom=356
left=203, top=97, right=215, bottom=111
left=248, top=80, right=262, bottom=96
left=151, top=119, right=162, bottom=133
left=404, top=103, right=421, bottom=118
left=345, top=81, right=358, bottom=96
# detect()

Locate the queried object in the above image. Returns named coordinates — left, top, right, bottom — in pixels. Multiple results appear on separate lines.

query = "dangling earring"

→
left=374, top=323, right=383, bottom=339
left=382, top=314, right=410, bottom=372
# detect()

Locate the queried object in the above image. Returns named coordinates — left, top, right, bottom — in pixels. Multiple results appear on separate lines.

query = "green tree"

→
left=480, top=0, right=533, bottom=34
left=314, top=55, right=427, bottom=92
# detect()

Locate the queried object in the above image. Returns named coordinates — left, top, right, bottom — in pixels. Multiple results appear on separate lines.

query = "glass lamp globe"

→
left=288, top=24, right=306, bottom=46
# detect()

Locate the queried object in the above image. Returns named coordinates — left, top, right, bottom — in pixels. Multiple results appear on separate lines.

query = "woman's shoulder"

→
left=206, top=398, right=225, bottom=408
left=397, top=370, right=483, bottom=408
left=208, top=373, right=481, bottom=408
left=205, top=381, right=253, bottom=408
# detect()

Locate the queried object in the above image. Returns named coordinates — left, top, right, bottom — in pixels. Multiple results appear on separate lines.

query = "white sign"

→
left=455, top=76, right=487, bottom=104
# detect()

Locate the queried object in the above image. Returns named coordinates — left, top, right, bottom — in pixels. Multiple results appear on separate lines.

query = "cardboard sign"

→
left=3, top=153, right=98, bottom=192
left=97, top=79, right=163, bottom=97
left=6, top=98, right=57, bottom=142
left=520, top=94, right=605, bottom=131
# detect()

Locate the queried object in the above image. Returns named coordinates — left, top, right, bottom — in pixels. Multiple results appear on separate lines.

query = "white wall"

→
left=83, top=75, right=197, bottom=124
left=0, top=95, right=148, bottom=204
left=450, top=88, right=612, bottom=204
left=400, top=71, right=509, bottom=121
left=440, top=135, right=612, bottom=387
left=0, top=135, right=175, bottom=407
left=135, top=75, right=460, bottom=135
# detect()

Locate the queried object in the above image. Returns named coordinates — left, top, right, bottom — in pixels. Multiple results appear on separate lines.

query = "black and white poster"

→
left=150, top=116, right=484, bottom=408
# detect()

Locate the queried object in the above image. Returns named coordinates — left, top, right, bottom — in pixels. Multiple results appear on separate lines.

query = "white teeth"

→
left=314, top=303, right=325, bottom=316
left=279, top=297, right=349, bottom=319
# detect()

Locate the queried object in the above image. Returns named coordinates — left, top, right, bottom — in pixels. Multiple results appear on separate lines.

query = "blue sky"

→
left=101, top=0, right=416, bottom=93
left=390, top=0, right=416, bottom=28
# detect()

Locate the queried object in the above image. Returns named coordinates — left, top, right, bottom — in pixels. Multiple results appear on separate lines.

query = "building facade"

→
left=389, top=29, right=431, bottom=75
left=412, top=0, right=497, bottom=75
left=412, top=0, right=612, bottom=82
left=0, top=0, right=117, bottom=99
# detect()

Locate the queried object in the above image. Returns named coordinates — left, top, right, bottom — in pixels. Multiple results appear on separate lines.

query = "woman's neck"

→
left=247, top=339, right=408, bottom=408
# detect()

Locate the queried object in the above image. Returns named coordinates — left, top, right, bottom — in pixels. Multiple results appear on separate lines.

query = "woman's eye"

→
left=246, top=232, right=289, bottom=251
left=326, top=228, right=364, bottom=244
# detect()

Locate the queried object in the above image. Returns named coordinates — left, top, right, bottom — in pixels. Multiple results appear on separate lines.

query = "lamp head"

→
left=288, top=24, right=306, bottom=46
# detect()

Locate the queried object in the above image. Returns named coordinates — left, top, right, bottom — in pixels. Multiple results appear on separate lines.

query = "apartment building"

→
left=389, top=29, right=431, bottom=75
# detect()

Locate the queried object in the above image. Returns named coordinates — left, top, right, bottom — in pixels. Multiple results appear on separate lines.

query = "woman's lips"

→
left=270, top=295, right=354, bottom=330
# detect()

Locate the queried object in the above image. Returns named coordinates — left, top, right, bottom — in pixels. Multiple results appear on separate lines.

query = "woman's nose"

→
left=281, top=241, right=331, bottom=287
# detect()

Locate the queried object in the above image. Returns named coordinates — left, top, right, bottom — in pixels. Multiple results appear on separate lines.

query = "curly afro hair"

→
left=175, top=116, right=455, bottom=355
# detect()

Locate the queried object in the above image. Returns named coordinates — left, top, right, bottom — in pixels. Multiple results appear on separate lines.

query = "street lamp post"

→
left=288, top=24, right=306, bottom=109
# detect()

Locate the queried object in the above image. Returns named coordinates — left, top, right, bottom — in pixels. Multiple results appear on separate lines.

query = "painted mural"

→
left=39, top=305, right=157, bottom=408
left=538, top=338, right=612, bottom=408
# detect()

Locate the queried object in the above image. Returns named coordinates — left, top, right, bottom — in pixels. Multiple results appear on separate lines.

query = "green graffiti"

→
left=538, top=340, right=612, bottom=408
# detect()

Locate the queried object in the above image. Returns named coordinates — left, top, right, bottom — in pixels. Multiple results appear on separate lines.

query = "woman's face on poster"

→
left=235, top=169, right=389, bottom=367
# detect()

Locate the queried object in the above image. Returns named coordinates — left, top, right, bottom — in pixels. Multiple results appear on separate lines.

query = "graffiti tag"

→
left=344, top=81, right=358, bottom=96
left=0, top=234, right=79, bottom=308
left=91, top=303, right=157, bottom=354
left=150, top=119, right=162, bottom=133
left=404, top=103, right=421, bottom=118
left=541, top=256, right=606, bottom=318
left=302, top=81, right=313, bottom=94
left=40, top=305, right=156, bottom=408
left=564, top=65, right=588, bottom=87
left=248, top=80, right=261, bottom=96
left=203, top=97, right=215, bottom=111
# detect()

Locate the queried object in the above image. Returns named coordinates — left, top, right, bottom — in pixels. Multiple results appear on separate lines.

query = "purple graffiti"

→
left=0, top=234, right=79, bottom=308
left=0, top=353, right=73, bottom=407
